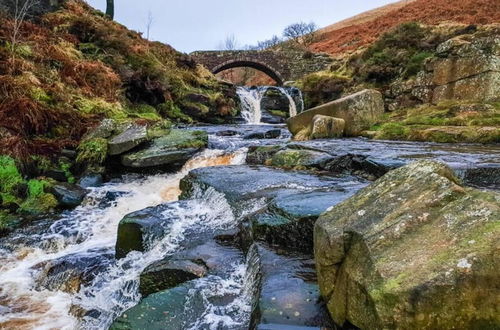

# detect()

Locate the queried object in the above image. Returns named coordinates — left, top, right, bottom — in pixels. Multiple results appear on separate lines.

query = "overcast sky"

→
left=85, top=0, right=399, bottom=53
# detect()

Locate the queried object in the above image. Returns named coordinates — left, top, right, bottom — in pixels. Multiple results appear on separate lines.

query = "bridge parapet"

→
left=191, top=50, right=332, bottom=85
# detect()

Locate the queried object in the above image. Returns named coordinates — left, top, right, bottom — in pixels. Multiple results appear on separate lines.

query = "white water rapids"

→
left=0, top=148, right=250, bottom=330
left=236, top=86, right=303, bottom=124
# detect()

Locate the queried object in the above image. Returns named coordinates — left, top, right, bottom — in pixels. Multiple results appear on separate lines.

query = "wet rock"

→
left=249, top=244, right=334, bottom=329
left=139, top=258, right=207, bottom=297
left=462, top=166, right=500, bottom=189
left=245, top=190, right=363, bottom=253
left=270, top=149, right=334, bottom=169
left=34, top=249, right=113, bottom=294
left=315, top=160, right=500, bottom=329
left=323, top=154, right=390, bottom=180
left=110, top=283, right=192, bottom=330
left=244, top=129, right=282, bottom=140
left=310, top=115, right=345, bottom=139
left=216, top=129, right=239, bottom=136
left=115, top=201, right=191, bottom=258
left=98, top=191, right=129, bottom=208
left=246, top=145, right=284, bottom=165
left=288, top=89, right=384, bottom=137
left=108, top=125, right=149, bottom=156
left=121, top=129, right=207, bottom=169
left=78, top=173, right=103, bottom=188
left=260, top=110, right=287, bottom=124
left=180, top=165, right=343, bottom=210
left=50, top=183, right=87, bottom=208
left=60, top=149, right=77, bottom=159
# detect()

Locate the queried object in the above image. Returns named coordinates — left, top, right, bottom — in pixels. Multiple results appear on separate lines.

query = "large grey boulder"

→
left=287, top=89, right=384, bottom=138
left=314, top=160, right=500, bottom=329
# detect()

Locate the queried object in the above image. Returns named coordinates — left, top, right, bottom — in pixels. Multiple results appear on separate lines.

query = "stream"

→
left=0, top=87, right=499, bottom=330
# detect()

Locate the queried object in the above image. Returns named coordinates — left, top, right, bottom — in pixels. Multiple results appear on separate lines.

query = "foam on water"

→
left=0, top=148, right=247, bottom=330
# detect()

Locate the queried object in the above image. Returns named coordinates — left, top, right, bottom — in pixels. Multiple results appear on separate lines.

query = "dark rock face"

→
left=244, top=190, right=362, bottom=253
left=34, top=249, right=113, bottom=294
left=50, top=183, right=87, bottom=208
left=139, top=258, right=207, bottom=297
left=243, top=129, right=282, bottom=140
left=115, top=202, right=191, bottom=258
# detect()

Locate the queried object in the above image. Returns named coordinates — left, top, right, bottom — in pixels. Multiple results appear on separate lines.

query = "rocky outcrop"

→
left=387, top=29, right=500, bottom=110
left=315, top=160, right=500, bottom=329
left=287, top=89, right=384, bottom=138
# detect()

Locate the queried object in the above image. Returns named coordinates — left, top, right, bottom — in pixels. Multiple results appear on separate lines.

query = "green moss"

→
left=375, top=123, right=411, bottom=140
left=0, top=156, right=24, bottom=194
left=19, top=179, right=58, bottom=214
left=59, top=160, right=76, bottom=184
left=157, top=101, right=193, bottom=123
left=405, top=51, right=433, bottom=77
left=76, top=138, right=108, bottom=166
left=75, top=97, right=127, bottom=119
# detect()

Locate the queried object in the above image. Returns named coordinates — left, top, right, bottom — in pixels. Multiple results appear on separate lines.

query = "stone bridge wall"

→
left=191, top=50, right=332, bottom=85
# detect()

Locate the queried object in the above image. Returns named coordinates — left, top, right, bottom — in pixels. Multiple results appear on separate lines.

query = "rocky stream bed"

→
left=0, top=124, right=499, bottom=329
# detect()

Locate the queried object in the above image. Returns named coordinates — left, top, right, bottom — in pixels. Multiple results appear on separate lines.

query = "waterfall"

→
left=0, top=149, right=248, bottom=330
left=236, top=86, right=303, bottom=124
left=236, top=87, right=266, bottom=124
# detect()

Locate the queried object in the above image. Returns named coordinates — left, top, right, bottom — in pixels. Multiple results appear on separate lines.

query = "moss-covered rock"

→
left=314, top=160, right=500, bottom=329
left=270, top=149, right=333, bottom=169
left=120, top=129, right=207, bottom=169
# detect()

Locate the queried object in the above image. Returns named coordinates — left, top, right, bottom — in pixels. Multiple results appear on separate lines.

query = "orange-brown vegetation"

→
left=311, top=0, right=500, bottom=55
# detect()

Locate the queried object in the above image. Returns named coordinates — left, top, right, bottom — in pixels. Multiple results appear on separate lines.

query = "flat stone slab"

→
left=121, top=129, right=207, bottom=169
left=108, top=125, right=148, bottom=156
left=179, top=165, right=358, bottom=208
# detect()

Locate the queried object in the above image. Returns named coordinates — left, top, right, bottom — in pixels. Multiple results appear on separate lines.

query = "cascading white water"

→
left=236, top=87, right=266, bottom=124
left=0, top=148, right=248, bottom=330
left=236, top=86, right=303, bottom=124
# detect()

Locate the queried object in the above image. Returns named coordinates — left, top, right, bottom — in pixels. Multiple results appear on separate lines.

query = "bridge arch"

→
left=212, top=59, right=285, bottom=85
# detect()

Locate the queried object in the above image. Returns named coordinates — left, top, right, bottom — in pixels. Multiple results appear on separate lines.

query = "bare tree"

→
left=146, top=10, right=153, bottom=40
left=106, top=0, right=114, bottom=19
left=217, top=34, right=239, bottom=50
left=283, top=21, right=317, bottom=46
left=9, top=0, right=38, bottom=52
left=255, top=35, right=282, bottom=50
left=7, top=0, right=39, bottom=72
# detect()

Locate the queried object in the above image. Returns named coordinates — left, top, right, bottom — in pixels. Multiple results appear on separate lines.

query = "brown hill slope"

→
left=311, top=0, right=500, bottom=55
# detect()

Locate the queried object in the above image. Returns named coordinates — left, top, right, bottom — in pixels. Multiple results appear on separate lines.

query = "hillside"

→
left=311, top=0, right=500, bottom=55
left=0, top=0, right=238, bottom=160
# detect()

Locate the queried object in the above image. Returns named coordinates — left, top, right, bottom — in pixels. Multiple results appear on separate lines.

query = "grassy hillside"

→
left=0, top=0, right=237, bottom=160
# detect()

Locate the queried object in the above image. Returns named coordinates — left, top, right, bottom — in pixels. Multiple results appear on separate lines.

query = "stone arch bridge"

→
left=191, top=50, right=333, bottom=85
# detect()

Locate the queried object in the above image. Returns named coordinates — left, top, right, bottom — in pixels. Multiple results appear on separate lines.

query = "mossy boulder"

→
left=314, top=160, right=500, bottom=329
left=120, top=129, right=207, bottom=169
left=270, top=149, right=334, bottom=169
